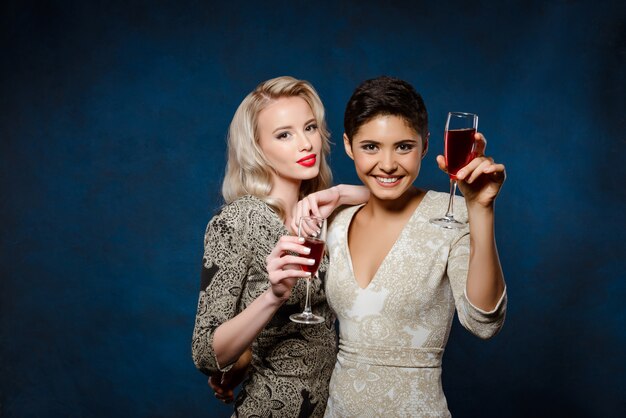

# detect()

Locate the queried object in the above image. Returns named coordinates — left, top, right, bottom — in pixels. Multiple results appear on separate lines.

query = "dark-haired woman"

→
left=297, top=76, right=507, bottom=417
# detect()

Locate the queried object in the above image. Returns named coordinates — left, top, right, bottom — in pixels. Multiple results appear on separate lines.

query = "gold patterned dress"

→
left=192, top=195, right=337, bottom=418
left=324, top=191, right=507, bottom=417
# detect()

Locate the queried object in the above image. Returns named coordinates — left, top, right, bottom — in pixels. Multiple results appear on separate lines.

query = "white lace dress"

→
left=324, top=191, right=507, bottom=417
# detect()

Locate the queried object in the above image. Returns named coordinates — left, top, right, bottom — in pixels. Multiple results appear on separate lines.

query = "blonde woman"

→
left=191, top=76, right=365, bottom=417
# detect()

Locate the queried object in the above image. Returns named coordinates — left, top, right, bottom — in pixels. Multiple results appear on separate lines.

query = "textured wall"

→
left=1, top=1, right=625, bottom=417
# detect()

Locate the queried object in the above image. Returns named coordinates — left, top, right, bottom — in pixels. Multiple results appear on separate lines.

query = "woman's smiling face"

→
left=344, top=114, right=427, bottom=201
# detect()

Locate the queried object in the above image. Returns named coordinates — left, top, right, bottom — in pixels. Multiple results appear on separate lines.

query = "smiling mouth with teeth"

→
left=375, top=176, right=401, bottom=184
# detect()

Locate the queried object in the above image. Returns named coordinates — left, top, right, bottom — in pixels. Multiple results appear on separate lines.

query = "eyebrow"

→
left=272, top=118, right=317, bottom=134
left=357, top=139, right=419, bottom=145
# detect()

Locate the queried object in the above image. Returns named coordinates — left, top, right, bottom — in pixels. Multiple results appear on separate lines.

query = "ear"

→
left=421, top=132, right=429, bottom=159
left=343, top=133, right=354, bottom=160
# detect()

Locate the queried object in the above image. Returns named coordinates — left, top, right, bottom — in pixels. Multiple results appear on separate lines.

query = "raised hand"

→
left=292, top=188, right=341, bottom=234
left=436, top=133, right=505, bottom=208
left=291, top=185, right=369, bottom=234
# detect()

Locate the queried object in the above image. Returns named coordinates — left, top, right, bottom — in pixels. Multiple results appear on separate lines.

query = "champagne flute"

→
left=289, top=216, right=326, bottom=324
left=430, top=112, right=478, bottom=229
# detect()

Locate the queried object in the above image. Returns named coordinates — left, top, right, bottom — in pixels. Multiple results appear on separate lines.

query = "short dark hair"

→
left=344, top=76, right=429, bottom=144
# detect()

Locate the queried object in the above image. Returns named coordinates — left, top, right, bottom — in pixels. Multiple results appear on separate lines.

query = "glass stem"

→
left=302, top=275, right=313, bottom=316
left=444, top=179, right=457, bottom=219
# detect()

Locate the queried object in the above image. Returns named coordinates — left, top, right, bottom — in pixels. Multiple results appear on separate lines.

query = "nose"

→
left=297, top=132, right=313, bottom=152
left=379, top=150, right=397, bottom=173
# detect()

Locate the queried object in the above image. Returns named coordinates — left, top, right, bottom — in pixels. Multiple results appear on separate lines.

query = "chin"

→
left=368, top=186, right=403, bottom=199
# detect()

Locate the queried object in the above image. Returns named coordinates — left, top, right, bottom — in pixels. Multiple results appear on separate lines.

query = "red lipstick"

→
left=297, top=154, right=317, bottom=167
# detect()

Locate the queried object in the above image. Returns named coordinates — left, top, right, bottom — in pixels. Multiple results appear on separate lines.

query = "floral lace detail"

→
left=191, top=195, right=337, bottom=417
left=324, top=191, right=506, bottom=417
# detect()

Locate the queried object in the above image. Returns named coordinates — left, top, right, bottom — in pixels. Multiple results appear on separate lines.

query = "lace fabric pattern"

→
left=323, top=191, right=507, bottom=417
left=192, top=195, right=337, bottom=418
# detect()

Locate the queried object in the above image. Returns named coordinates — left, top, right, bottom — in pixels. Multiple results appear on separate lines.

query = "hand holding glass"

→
left=430, top=112, right=478, bottom=229
left=289, top=216, right=326, bottom=324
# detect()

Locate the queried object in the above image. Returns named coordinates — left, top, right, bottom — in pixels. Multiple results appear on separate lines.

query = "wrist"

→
left=467, top=200, right=495, bottom=213
left=467, top=201, right=495, bottom=221
left=335, top=184, right=369, bottom=206
left=263, top=288, right=288, bottom=309
left=333, top=185, right=345, bottom=205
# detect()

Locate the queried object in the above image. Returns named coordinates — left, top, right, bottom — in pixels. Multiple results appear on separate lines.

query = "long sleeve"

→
left=447, top=225, right=507, bottom=340
left=191, top=206, right=252, bottom=374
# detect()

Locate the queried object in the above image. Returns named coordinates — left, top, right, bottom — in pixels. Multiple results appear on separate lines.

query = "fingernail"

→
left=303, top=247, right=311, bottom=254
left=298, top=237, right=305, bottom=243
left=308, top=258, right=315, bottom=265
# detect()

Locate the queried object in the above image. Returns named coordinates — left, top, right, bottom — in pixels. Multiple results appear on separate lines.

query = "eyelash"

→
left=360, top=143, right=416, bottom=152
left=275, top=124, right=318, bottom=140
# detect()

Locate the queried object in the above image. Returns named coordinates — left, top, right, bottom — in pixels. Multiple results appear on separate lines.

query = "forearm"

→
left=465, top=204, right=506, bottom=311
left=334, top=184, right=370, bottom=206
left=212, top=289, right=284, bottom=368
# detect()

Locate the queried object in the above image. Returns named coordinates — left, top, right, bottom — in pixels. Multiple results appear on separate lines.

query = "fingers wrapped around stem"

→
left=436, top=132, right=506, bottom=207
left=265, top=236, right=314, bottom=303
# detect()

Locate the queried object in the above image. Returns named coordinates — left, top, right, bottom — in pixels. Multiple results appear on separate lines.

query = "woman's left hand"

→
left=208, top=347, right=252, bottom=404
left=436, top=132, right=506, bottom=208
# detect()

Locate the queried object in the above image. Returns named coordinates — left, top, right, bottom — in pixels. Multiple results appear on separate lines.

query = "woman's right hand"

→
left=291, top=185, right=369, bottom=233
left=265, top=236, right=313, bottom=303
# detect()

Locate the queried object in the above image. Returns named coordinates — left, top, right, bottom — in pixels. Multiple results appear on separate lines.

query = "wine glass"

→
left=289, top=216, right=326, bottom=324
left=430, top=112, right=478, bottom=229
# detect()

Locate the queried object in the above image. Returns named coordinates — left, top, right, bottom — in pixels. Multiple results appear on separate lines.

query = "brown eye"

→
left=397, top=143, right=415, bottom=153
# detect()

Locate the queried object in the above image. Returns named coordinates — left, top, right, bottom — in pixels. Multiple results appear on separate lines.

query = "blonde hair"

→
left=222, top=76, right=332, bottom=219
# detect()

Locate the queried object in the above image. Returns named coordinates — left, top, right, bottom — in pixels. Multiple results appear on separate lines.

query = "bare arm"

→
left=464, top=204, right=505, bottom=311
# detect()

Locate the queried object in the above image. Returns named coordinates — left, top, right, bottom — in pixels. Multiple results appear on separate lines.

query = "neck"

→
left=362, top=187, right=422, bottom=219
left=268, top=177, right=302, bottom=225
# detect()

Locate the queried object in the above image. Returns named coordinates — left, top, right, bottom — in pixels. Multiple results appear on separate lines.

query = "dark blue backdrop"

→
left=2, top=1, right=625, bottom=417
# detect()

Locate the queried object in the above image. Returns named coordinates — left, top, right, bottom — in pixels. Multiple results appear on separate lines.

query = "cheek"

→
left=402, top=155, right=422, bottom=175
left=259, top=143, right=289, bottom=168
left=353, top=154, right=375, bottom=174
left=312, top=132, right=323, bottom=152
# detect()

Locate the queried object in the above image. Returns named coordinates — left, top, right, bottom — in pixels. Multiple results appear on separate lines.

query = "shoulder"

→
left=214, top=195, right=276, bottom=221
left=327, top=204, right=361, bottom=249
left=330, top=204, right=362, bottom=227
left=207, top=196, right=268, bottom=234
left=420, top=190, right=468, bottom=221
left=422, top=190, right=456, bottom=205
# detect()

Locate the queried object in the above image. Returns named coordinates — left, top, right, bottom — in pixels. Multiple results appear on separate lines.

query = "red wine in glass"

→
left=430, top=112, right=478, bottom=229
left=300, top=237, right=324, bottom=274
left=290, top=216, right=327, bottom=324
left=445, top=128, right=476, bottom=179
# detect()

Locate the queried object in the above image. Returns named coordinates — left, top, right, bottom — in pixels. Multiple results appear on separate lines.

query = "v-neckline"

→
left=344, top=190, right=431, bottom=290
